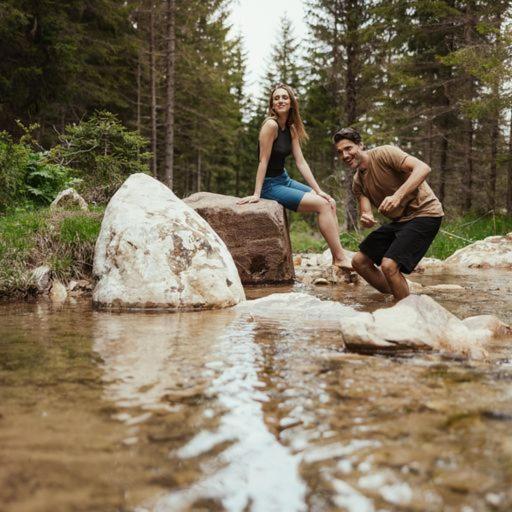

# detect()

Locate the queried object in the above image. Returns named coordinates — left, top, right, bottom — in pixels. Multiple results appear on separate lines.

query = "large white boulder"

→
left=236, top=293, right=509, bottom=358
left=444, top=233, right=512, bottom=268
left=93, top=173, right=245, bottom=309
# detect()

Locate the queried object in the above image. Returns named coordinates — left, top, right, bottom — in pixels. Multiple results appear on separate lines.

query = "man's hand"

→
left=378, top=193, right=402, bottom=215
left=237, top=195, right=260, bottom=205
left=360, top=212, right=376, bottom=228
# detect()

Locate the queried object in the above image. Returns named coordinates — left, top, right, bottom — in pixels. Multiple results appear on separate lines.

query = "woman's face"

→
left=272, top=88, right=291, bottom=115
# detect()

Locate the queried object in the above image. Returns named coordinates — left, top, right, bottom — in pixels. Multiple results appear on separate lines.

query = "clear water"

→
left=1, top=269, right=511, bottom=511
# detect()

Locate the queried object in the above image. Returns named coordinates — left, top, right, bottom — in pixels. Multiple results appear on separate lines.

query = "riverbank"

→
left=1, top=208, right=511, bottom=299
left=0, top=207, right=103, bottom=299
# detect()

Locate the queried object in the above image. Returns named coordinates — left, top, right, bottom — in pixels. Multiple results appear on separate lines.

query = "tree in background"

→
left=0, top=0, right=138, bottom=145
left=303, top=0, right=384, bottom=230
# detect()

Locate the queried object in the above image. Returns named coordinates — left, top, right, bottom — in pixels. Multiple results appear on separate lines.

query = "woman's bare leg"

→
left=297, top=192, right=352, bottom=270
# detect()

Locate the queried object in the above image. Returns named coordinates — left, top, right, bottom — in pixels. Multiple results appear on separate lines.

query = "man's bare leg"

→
left=380, top=257, right=410, bottom=300
left=352, top=252, right=391, bottom=294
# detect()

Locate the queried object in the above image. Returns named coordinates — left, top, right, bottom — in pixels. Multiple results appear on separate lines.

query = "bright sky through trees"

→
left=229, top=0, right=308, bottom=97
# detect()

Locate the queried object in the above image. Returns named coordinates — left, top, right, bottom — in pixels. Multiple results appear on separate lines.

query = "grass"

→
left=290, top=212, right=512, bottom=260
left=0, top=207, right=103, bottom=298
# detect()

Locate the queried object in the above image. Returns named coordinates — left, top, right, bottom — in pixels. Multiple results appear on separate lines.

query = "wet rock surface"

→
left=92, top=174, right=245, bottom=310
left=185, top=192, right=295, bottom=284
left=236, top=292, right=508, bottom=358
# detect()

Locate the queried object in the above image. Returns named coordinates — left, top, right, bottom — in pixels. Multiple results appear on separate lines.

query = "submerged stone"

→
left=93, top=174, right=245, bottom=310
left=236, top=292, right=509, bottom=358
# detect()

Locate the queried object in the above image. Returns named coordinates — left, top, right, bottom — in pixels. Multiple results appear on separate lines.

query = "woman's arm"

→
left=237, top=120, right=277, bottom=204
left=291, top=129, right=332, bottom=206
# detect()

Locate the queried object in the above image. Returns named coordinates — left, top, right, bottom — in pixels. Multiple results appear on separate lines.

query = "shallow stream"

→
left=1, top=269, right=511, bottom=511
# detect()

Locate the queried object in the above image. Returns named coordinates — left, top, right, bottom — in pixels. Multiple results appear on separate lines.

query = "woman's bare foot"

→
left=333, top=257, right=353, bottom=272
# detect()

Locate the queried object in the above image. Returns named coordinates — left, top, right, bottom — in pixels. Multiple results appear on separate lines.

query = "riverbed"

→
left=1, top=269, right=511, bottom=511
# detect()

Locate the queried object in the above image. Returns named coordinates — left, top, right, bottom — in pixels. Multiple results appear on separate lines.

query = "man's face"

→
left=335, top=139, right=364, bottom=169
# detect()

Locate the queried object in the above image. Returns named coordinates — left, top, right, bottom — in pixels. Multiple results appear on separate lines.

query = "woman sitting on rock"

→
left=237, top=83, right=352, bottom=270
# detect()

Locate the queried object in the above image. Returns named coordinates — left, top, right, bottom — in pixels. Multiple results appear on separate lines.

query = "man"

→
left=333, top=127, right=444, bottom=300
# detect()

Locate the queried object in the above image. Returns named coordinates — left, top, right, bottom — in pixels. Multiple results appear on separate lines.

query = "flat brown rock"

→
left=184, top=192, right=294, bottom=284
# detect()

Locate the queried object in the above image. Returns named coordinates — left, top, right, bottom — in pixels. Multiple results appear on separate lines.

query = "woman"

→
left=237, top=83, right=352, bottom=270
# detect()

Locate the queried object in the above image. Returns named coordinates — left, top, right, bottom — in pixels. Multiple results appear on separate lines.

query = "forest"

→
left=1, top=0, right=511, bottom=230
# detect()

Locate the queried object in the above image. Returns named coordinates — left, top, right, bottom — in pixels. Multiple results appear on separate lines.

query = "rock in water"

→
left=184, top=192, right=294, bottom=284
left=444, top=233, right=512, bottom=269
left=50, top=280, right=68, bottom=302
left=93, top=174, right=245, bottom=310
left=31, top=265, right=52, bottom=292
left=236, top=293, right=509, bottom=358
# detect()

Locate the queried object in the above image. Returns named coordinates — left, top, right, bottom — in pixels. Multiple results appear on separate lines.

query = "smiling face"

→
left=335, top=138, right=366, bottom=169
left=271, top=87, right=291, bottom=116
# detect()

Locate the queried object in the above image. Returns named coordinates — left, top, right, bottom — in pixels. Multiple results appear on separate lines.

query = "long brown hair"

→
left=266, top=83, right=309, bottom=144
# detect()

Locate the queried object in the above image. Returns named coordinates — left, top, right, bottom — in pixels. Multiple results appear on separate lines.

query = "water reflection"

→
left=93, top=311, right=307, bottom=511
left=1, top=269, right=512, bottom=512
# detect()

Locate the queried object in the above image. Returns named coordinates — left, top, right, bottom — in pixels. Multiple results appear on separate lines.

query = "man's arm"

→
left=379, top=156, right=431, bottom=215
left=359, top=195, right=377, bottom=228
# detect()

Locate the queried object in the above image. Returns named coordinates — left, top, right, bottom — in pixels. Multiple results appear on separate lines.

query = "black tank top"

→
left=258, top=124, right=292, bottom=177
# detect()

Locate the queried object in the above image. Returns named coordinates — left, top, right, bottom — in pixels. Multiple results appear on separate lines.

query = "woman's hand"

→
left=237, top=195, right=260, bottom=205
left=316, top=190, right=336, bottom=211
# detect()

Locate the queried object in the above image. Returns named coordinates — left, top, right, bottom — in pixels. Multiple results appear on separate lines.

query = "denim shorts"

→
left=261, top=170, right=312, bottom=211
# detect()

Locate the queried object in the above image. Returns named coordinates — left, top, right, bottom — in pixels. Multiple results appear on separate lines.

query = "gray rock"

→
left=50, top=188, right=88, bottom=210
left=50, top=280, right=68, bottom=302
left=31, top=265, right=52, bottom=292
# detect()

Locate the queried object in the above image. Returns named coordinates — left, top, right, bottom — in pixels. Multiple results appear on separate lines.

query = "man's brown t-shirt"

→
left=352, top=145, right=444, bottom=222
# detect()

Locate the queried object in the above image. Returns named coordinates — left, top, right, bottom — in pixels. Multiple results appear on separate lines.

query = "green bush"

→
left=25, top=153, right=79, bottom=205
left=50, top=111, right=151, bottom=203
left=0, top=131, right=31, bottom=210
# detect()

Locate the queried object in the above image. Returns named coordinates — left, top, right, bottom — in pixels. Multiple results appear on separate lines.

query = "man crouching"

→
left=333, top=127, right=444, bottom=300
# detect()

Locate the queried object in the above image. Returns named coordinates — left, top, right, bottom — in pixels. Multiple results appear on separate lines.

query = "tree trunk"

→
left=149, top=2, right=158, bottom=178
left=489, top=116, right=499, bottom=212
left=343, top=0, right=358, bottom=231
left=507, top=111, right=512, bottom=214
left=464, top=117, right=474, bottom=211
left=197, top=151, right=202, bottom=192
left=439, top=135, right=448, bottom=204
left=163, top=0, right=175, bottom=189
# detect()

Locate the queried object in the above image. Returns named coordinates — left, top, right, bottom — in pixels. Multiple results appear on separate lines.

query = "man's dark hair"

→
left=332, top=127, right=362, bottom=145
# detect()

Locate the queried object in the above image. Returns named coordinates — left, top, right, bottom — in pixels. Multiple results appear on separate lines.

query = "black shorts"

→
left=359, top=216, right=443, bottom=274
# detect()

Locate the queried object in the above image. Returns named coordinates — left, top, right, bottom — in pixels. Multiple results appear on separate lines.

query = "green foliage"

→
left=25, top=153, right=79, bottom=204
left=0, top=0, right=138, bottom=145
left=50, top=111, right=150, bottom=202
left=0, top=208, right=103, bottom=296
left=290, top=218, right=326, bottom=253
left=0, top=130, right=78, bottom=210
left=427, top=213, right=512, bottom=260
left=0, top=131, right=31, bottom=209
left=59, top=215, right=101, bottom=245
